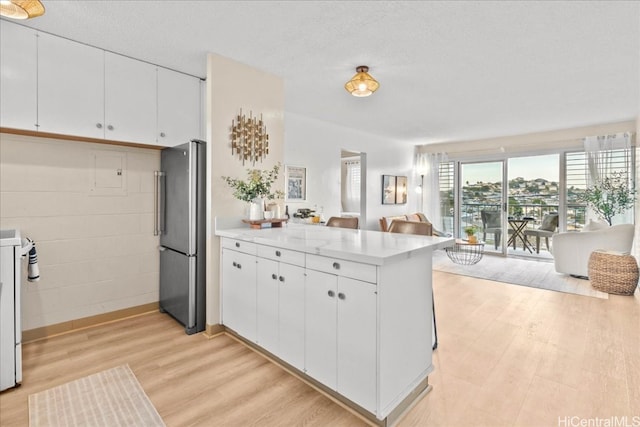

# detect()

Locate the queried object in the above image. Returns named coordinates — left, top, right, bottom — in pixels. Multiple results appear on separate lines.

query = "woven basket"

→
left=588, top=251, right=639, bottom=295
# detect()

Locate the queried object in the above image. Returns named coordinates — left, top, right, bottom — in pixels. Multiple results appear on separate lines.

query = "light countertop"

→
left=215, top=222, right=454, bottom=265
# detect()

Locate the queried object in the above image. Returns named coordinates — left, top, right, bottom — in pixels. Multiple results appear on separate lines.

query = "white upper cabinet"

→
left=157, top=67, right=201, bottom=146
left=104, top=52, right=157, bottom=144
left=0, top=22, right=38, bottom=131
left=37, top=31, right=105, bottom=138
left=0, top=22, right=201, bottom=146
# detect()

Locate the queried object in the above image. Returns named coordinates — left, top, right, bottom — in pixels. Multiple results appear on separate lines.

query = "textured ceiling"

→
left=11, top=1, right=640, bottom=144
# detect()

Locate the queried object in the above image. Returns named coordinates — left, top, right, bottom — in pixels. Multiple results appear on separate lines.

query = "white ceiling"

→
left=12, top=0, right=640, bottom=145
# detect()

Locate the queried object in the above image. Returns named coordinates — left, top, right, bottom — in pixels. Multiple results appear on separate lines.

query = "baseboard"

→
left=22, top=302, right=159, bottom=343
left=203, top=323, right=225, bottom=338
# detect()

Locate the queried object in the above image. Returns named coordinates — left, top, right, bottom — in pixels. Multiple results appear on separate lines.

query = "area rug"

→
left=29, top=364, right=165, bottom=427
left=433, top=249, right=609, bottom=299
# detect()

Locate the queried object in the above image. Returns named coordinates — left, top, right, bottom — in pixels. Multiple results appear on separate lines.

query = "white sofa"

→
left=552, top=224, right=635, bottom=277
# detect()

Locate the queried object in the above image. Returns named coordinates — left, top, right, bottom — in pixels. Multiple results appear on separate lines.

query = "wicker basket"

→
left=588, top=251, right=639, bottom=295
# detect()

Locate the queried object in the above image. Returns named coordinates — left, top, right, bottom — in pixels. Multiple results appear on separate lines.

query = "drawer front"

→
left=306, top=254, right=377, bottom=284
left=257, top=244, right=305, bottom=267
left=221, top=238, right=257, bottom=255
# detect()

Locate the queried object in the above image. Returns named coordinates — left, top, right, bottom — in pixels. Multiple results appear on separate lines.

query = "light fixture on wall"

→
left=0, top=0, right=45, bottom=19
left=230, top=109, right=269, bottom=166
left=344, top=65, right=379, bottom=97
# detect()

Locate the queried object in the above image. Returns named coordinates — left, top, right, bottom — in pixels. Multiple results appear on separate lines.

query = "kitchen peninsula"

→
left=215, top=222, right=453, bottom=426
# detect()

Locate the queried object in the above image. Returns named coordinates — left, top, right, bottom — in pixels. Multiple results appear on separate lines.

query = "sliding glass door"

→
left=459, top=161, right=505, bottom=254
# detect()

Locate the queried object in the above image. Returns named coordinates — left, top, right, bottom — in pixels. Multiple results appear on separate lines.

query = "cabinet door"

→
left=157, top=67, right=201, bottom=146
left=278, top=263, right=305, bottom=370
left=0, top=21, right=37, bottom=131
left=37, top=32, right=104, bottom=138
left=337, top=277, right=377, bottom=412
left=221, top=249, right=257, bottom=342
left=256, top=257, right=279, bottom=354
left=0, top=247, right=16, bottom=391
left=104, top=52, right=157, bottom=144
left=304, top=269, right=337, bottom=390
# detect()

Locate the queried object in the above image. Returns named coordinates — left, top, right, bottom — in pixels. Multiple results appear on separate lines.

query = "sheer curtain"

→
left=415, top=152, right=448, bottom=231
left=341, top=159, right=360, bottom=213
left=583, top=132, right=633, bottom=224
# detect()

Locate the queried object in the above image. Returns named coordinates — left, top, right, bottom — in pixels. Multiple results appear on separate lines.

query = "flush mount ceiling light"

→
left=344, top=65, right=379, bottom=97
left=0, top=0, right=45, bottom=19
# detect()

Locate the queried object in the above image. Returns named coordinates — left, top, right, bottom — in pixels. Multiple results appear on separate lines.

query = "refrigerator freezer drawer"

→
left=159, top=248, right=196, bottom=330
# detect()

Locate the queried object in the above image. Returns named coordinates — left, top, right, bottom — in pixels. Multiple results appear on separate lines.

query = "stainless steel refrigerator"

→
left=155, top=139, right=206, bottom=335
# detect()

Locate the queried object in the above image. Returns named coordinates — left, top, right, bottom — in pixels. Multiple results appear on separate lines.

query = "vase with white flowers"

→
left=222, top=163, right=284, bottom=220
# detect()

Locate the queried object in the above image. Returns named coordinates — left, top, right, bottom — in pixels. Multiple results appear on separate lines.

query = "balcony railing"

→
left=439, top=202, right=587, bottom=236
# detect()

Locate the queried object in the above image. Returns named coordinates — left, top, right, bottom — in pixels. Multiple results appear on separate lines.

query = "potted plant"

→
left=580, top=171, right=636, bottom=225
left=222, top=163, right=284, bottom=220
left=464, top=224, right=478, bottom=243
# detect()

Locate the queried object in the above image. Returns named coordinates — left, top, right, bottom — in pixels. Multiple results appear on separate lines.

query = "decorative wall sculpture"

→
left=231, top=109, right=269, bottom=165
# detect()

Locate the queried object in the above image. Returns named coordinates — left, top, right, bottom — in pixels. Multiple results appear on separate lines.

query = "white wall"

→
left=0, top=133, right=159, bottom=330
left=206, top=53, right=284, bottom=327
left=284, top=113, right=418, bottom=230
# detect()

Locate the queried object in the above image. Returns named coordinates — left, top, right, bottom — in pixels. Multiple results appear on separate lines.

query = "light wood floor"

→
left=1, top=271, right=638, bottom=426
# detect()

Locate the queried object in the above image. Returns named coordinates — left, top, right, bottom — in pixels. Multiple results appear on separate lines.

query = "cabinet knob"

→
left=275, top=250, right=281, bottom=257
left=332, top=262, right=340, bottom=270
left=160, top=132, right=166, bottom=138
left=107, top=124, right=114, bottom=131
left=232, top=261, right=237, bottom=267
left=338, top=293, right=346, bottom=300
left=271, top=274, right=277, bottom=280
left=327, top=290, right=335, bottom=298
left=96, top=123, right=103, bottom=129
left=237, top=264, right=242, bottom=269
left=235, top=242, right=240, bottom=248
left=279, top=276, right=284, bottom=282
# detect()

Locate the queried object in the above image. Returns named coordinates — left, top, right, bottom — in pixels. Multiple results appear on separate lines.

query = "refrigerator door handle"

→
left=155, top=171, right=166, bottom=236
left=187, top=141, right=197, bottom=255
left=188, top=255, right=196, bottom=328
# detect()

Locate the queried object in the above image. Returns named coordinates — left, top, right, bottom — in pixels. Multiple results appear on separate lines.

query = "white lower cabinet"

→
left=256, top=258, right=305, bottom=370
left=305, top=269, right=377, bottom=412
left=221, top=248, right=257, bottom=342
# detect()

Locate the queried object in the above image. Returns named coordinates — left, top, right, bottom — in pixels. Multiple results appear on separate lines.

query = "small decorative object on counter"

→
left=222, top=163, right=284, bottom=221
left=285, top=205, right=290, bottom=219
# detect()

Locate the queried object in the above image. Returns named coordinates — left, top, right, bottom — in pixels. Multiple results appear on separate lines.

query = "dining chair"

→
left=386, top=219, right=437, bottom=350
left=325, top=216, right=359, bottom=229
left=481, top=209, right=502, bottom=249
left=523, top=213, right=559, bottom=253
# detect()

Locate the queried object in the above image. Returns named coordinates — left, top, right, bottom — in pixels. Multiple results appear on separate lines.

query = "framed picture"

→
left=285, top=165, right=306, bottom=201
left=396, top=176, right=407, bottom=204
left=382, top=175, right=396, bottom=204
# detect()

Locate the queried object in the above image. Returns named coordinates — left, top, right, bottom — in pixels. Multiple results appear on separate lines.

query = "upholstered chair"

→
left=387, top=220, right=432, bottom=236
left=326, top=216, right=359, bottom=229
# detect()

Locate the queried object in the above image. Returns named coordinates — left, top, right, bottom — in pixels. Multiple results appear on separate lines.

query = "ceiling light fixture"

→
left=0, top=0, right=45, bottom=20
left=344, top=65, right=379, bottom=97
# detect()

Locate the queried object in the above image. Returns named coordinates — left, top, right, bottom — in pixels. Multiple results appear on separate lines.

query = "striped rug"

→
left=29, top=364, right=165, bottom=427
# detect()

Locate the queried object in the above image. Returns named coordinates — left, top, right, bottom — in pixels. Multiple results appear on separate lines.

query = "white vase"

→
left=248, top=198, right=264, bottom=220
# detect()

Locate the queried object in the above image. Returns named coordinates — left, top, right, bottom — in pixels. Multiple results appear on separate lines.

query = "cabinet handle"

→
left=232, top=261, right=237, bottom=267
left=279, top=276, right=284, bottom=282
left=332, top=262, right=340, bottom=270
left=327, top=290, right=335, bottom=297
left=275, top=250, right=281, bottom=257
left=271, top=274, right=277, bottom=280
left=338, top=293, right=346, bottom=300
left=160, top=132, right=166, bottom=138
left=235, top=242, right=240, bottom=248
left=107, top=124, right=114, bottom=131
left=96, top=123, right=103, bottom=129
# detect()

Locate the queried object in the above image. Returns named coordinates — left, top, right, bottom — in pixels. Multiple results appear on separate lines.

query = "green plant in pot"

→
left=464, top=224, right=479, bottom=243
left=222, top=163, right=284, bottom=220
left=580, top=171, right=636, bottom=225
